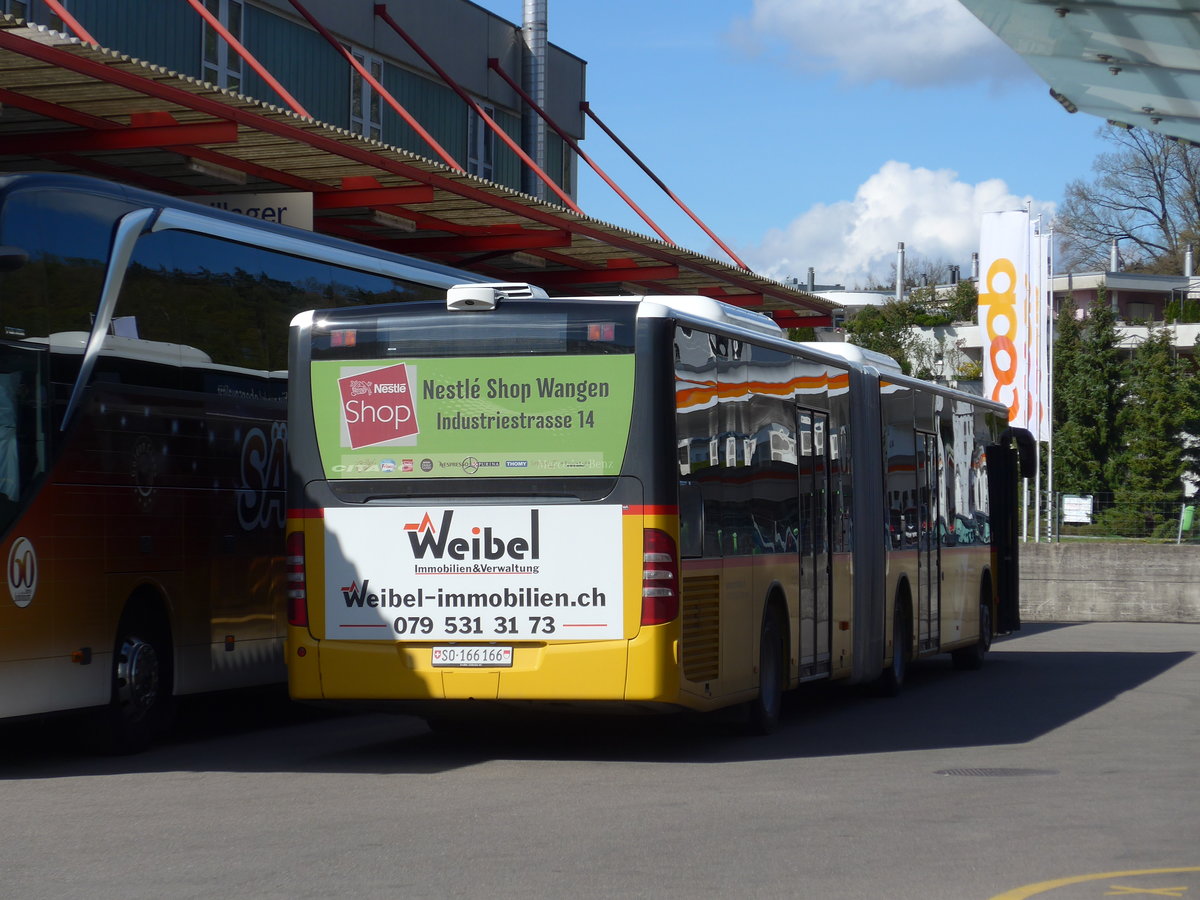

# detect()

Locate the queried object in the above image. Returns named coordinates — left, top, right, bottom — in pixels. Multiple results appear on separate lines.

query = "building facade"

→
left=3, top=0, right=584, bottom=200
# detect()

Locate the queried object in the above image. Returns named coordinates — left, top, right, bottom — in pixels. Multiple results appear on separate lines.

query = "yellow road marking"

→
left=990, top=868, right=1200, bottom=899
left=1105, top=887, right=1188, bottom=897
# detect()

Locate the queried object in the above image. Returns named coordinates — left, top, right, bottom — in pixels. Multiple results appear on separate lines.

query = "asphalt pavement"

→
left=0, top=621, right=1197, bottom=899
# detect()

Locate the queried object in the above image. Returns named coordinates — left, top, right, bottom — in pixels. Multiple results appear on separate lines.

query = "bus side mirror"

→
left=679, top=481, right=704, bottom=559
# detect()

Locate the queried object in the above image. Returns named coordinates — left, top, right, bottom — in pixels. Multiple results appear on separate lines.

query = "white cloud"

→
left=730, top=0, right=1028, bottom=88
left=746, top=161, right=1053, bottom=287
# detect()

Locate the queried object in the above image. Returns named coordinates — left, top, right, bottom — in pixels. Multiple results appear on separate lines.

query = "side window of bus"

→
left=717, top=351, right=754, bottom=557
left=112, top=230, right=270, bottom=385
left=0, top=189, right=141, bottom=527
left=115, top=229, right=439, bottom=384
left=971, top=410, right=992, bottom=545
left=882, top=382, right=915, bottom=550
left=0, top=188, right=132, bottom=346
left=674, top=326, right=723, bottom=557
left=746, top=348, right=800, bottom=556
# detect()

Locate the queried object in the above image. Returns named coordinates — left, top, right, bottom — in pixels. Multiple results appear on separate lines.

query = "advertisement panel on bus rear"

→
left=309, top=355, right=634, bottom=478
left=322, top=505, right=625, bottom=641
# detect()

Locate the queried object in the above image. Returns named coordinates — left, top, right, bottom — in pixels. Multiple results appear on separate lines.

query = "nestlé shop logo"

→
left=338, top=363, right=418, bottom=449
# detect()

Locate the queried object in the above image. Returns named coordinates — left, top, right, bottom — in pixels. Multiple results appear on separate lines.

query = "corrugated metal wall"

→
left=241, top=5, right=345, bottom=121
left=70, top=0, right=201, bottom=78
left=382, top=66, right=464, bottom=166
left=490, top=107, right=521, bottom=190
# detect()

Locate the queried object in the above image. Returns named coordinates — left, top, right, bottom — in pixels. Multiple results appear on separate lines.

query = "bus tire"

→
left=747, top=605, right=786, bottom=735
left=952, top=593, right=993, bottom=671
left=94, top=605, right=175, bottom=754
left=878, top=593, right=911, bottom=697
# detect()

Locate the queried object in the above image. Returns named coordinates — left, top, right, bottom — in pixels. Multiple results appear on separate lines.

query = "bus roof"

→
left=793, top=342, right=904, bottom=375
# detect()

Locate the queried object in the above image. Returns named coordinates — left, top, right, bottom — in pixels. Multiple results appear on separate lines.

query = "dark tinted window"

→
left=112, top=229, right=447, bottom=383
left=0, top=187, right=132, bottom=347
left=0, top=186, right=138, bottom=533
left=311, top=302, right=637, bottom=360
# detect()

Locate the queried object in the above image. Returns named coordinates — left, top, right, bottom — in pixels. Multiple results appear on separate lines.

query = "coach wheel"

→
left=747, top=606, right=785, bottom=735
left=878, top=598, right=910, bottom=697
left=95, top=611, right=175, bottom=753
left=952, top=597, right=992, bottom=671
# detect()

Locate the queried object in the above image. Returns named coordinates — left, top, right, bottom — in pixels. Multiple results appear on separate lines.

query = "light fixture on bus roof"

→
left=446, top=282, right=549, bottom=310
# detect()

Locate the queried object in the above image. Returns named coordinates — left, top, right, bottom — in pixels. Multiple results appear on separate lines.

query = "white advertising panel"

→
left=323, top=505, right=625, bottom=641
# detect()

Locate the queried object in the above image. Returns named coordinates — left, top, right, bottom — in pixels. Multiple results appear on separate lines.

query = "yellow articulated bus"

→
left=285, top=283, right=1029, bottom=731
left=0, top=173, right=484, bottom=751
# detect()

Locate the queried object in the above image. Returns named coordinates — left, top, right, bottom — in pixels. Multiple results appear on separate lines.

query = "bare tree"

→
left=1056, top=126, right=1200, bottom=273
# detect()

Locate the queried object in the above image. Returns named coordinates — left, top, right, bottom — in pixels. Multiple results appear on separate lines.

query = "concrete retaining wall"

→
left=1020, top=542, right=1200, bottom=623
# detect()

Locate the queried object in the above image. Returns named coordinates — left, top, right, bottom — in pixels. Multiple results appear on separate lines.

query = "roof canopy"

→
left=0, top=19, right=834, bottom=328
left=961, top=0, right=1200, bottom=144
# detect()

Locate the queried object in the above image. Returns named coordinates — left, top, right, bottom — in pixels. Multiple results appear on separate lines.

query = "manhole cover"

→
left=935, top=767, right=1058, bottom=777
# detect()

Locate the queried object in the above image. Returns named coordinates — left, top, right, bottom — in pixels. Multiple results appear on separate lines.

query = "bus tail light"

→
left=641, top=528, right=679, bottom=625
left=286, top=531, right=309, bottom=627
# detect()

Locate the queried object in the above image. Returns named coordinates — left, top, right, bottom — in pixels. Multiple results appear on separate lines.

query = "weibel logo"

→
left=339, top=364, right=419, bottom=449
left=7, top=537, right=37, bottom=608
left=404, top=510, right=540, bottom=561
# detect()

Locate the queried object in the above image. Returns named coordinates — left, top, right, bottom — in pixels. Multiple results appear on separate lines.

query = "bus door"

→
left=797, top=408, right=832, bottom=678
left=916, top=431, right=940, bottom=651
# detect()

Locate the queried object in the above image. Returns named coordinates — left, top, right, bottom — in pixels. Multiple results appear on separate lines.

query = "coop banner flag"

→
left=979, top=210, right=1033, bottom=431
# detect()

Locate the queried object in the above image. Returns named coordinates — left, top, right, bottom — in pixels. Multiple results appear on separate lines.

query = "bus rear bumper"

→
left=286, top=624, right=681, bottom=704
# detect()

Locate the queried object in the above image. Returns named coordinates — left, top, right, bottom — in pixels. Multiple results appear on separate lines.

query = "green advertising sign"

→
left=311, top=355, right=634, bottom=479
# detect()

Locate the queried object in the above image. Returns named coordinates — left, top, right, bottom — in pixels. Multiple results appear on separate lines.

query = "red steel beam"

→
left=183, top=0, right=311, bottom=118
left=373, top=5, right=581, bottom=215
left=486, top=58, right=673, bottom=245
left=0, top=120, right=238, bottom=153
left=699, top=287, right=764, bottom=307
left=368, top=231, right=572, bottom=254
left=581, top=102, right=751, bottom=272
left=286, top=0, right=463, bottom=172
left=0, top=30, right=830, bottom=314
left=312, top=185, right=434, bottom=208
left=531, top=265, right=679, bottom=285
left=41, top=152, right=209, bottom=195
left=0, top=86, right=115, bottom=129
left=41, top=0, right=97, bottom=44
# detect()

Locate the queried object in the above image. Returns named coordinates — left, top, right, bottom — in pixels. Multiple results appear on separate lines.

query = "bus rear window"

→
left=306, top=303, right=637, bottom=480
left=310, top=303, right=636, bottom=360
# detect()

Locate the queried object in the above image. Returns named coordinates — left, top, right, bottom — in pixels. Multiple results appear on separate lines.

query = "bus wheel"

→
left=95, top=612, right=175, bottom=754
left=878, top=599, right=910, bottom=697
left=952, top=598, right=992, bottom=671
left=747, top=607, right=785, bottom=735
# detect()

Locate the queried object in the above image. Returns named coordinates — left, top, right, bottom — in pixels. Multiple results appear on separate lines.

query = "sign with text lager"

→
left=186, top=192, right=313, bottom=230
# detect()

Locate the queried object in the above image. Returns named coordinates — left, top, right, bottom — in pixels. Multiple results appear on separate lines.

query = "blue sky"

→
left=472, top=0, right=1114, bottom=288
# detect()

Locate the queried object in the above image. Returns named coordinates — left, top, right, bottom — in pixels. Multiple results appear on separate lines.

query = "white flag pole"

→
left=1045, top=228, right=1055, bottom=541
left=1030, top=207, right=1041, bottom=542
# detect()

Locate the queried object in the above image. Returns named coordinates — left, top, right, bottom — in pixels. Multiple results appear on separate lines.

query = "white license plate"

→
left=431, top=646, right=513, bottom=668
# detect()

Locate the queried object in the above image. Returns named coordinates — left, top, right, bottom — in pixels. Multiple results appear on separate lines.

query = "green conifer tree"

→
left=1052, top=290, right=1125, bottom=494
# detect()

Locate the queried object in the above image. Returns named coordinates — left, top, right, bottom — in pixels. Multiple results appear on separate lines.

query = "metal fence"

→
left=1027, top=493, right=1200, bottom=542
